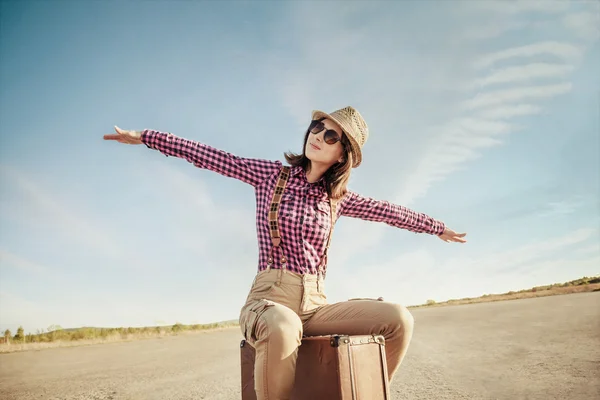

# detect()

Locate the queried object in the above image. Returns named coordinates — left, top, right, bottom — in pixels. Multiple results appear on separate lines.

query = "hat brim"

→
left=311, top=110, right=362, bottom=167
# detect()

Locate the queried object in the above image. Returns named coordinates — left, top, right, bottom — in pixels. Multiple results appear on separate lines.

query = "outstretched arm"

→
left=104, top=126, right=280, bottom=187
left=338, top=191, right=466, bottom=242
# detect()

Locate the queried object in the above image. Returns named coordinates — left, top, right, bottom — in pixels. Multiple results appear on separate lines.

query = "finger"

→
left=104, top=134, right=129, bottom=141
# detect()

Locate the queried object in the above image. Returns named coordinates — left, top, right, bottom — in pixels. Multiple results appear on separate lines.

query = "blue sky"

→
left=1, top=0, right=598, bottom=334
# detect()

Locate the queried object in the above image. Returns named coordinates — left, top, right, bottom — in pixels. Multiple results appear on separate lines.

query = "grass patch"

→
left=0, top=320, right=238, bottom=354
left=409, top=276, right=600, bottom=309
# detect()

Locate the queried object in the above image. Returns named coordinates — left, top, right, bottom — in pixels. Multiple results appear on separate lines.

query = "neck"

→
left=305, top=162, right=330, bottom=183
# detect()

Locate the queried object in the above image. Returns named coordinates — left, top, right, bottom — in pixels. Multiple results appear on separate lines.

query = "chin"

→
left=305, top=151, right=324, bottom=164
left=305, top=147, right=333, bottom=165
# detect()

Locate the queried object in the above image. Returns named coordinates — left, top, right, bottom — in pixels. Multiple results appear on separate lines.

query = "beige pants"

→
left=238, top=268, right=415, bottom=400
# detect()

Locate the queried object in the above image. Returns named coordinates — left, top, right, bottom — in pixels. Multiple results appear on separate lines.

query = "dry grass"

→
left=410, top=280, right=600, bottom=309
left=0, top=322, right=238, bottom=354
left=0, top=333, right=148, bottom=353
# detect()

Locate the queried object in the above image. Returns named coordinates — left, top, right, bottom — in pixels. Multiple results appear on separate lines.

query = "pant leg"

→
left=302, top=298, right=415, bottom=382
left=239, top=269, right=314, bottom=400
left=240, top=299, right=303, bottom=400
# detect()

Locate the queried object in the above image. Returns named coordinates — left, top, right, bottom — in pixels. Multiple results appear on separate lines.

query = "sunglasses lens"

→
left=324, top=130, right=341, bottom=144
left=309, top=120, right=324, bottom=133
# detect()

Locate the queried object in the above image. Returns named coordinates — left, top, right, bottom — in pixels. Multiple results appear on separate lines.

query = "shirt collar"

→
left=290, top=165, right=327, bottom=195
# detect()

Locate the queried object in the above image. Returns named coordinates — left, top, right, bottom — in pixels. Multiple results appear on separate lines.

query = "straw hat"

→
left=311, top=106, right=369, bottom=168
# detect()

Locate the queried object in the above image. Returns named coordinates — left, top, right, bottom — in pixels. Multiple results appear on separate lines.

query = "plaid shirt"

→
left=141, top=130, right=446, bottom=276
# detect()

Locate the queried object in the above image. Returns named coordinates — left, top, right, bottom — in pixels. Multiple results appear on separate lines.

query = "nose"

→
left=314, top=130, right=324, bottom=142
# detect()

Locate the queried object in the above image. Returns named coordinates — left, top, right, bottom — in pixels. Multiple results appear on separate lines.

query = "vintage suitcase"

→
left=240, top=334, right=391, bottom=399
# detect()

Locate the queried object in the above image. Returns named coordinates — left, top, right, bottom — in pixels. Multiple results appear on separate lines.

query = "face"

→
left=304, top=118, right=346, bottom=167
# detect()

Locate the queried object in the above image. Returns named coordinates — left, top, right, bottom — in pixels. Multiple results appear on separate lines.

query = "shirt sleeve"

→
left=141, top=129, right=281, bottom=187
left=338, top=191, right=446, bottom=235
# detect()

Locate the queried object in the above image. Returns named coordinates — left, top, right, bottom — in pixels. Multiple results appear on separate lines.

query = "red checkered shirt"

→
left=141, top=130, right=446, bottom=276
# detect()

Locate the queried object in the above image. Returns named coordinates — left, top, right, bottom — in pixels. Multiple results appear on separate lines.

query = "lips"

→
left=310, top=143, right=321, bottom=150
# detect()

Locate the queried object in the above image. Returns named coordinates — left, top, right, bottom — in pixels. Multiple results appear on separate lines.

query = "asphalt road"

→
left=1, top=292, right=599, bottom=400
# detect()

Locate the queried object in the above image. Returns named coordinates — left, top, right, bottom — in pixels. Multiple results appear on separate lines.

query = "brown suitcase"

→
left=240, top=334, right=391, bottom=399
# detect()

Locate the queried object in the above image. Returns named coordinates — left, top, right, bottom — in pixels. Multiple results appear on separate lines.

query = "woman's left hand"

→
left=439, top=227, right=467, bottom=243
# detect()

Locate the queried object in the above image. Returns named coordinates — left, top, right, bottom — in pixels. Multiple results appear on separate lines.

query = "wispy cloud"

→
left=536, top=198, right=587, bottom=217
left=0, top=165, right=122, bottom=258
left=478, top=104, right=542, bottom=119
left=472, top=63, right=575, bottom=88
left=0, top=166, right=168, bottom=272
left=470, top=0, right=570, bottom=15
left=461, top=20, right=531, bottom=41
left=575, top=244, right=600, bottom=256
left=392, top=2, right=597, bottom=206
left=473, top=41, right=584, bottom=69
left=394, top=114, right=516, bottom=205
left=474, top=228, right=597, bottom=274
left=462, top=83, right=573, bottom=110
left=0, top=250, right=49, bottom=276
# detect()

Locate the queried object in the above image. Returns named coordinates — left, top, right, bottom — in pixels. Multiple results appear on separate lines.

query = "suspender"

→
left=320, top=197, right=337, bottom=277
left=267, top=166, right=337, bottom=277
left=267, top=166, right=291, bottom=268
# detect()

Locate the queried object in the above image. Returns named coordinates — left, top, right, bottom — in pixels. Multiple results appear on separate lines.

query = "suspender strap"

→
left=319, top=197, right=338, bottom=277
left=267, top=166, right=290, bottom=267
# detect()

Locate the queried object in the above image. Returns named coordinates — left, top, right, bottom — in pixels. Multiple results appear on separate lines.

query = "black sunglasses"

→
left=308, top=120, right=342, bottom=145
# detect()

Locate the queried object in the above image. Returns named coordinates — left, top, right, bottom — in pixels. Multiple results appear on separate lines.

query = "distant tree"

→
left=426, top=299, right=436, bottom=305
left=3, top=329, right=11, bottom=345
left=47, top=324, right=62, bottom=332
left=15, top=326, right=24, bottom=342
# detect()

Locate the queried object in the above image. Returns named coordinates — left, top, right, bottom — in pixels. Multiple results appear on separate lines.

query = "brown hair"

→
left=284, top=118, right=353, bottom=200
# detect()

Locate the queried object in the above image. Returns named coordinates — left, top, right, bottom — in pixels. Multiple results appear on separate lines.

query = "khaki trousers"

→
left=238, top=268, right=415, bottom=400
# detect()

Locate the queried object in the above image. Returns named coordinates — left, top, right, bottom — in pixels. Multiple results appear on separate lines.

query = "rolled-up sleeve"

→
left=338, top=191, right=445, bottom=235
left=141, top=129, right=280, bottom=187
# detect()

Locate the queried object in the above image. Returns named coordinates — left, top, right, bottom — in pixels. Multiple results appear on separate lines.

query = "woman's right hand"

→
left=103, top=126, right=143, bottom=145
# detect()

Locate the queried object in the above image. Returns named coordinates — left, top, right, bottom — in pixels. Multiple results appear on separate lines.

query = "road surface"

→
left=1, top=292, right=599, bottom=399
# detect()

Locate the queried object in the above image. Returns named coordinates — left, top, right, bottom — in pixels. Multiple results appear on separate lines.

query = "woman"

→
left=104, top=106, right=466, bottom=399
